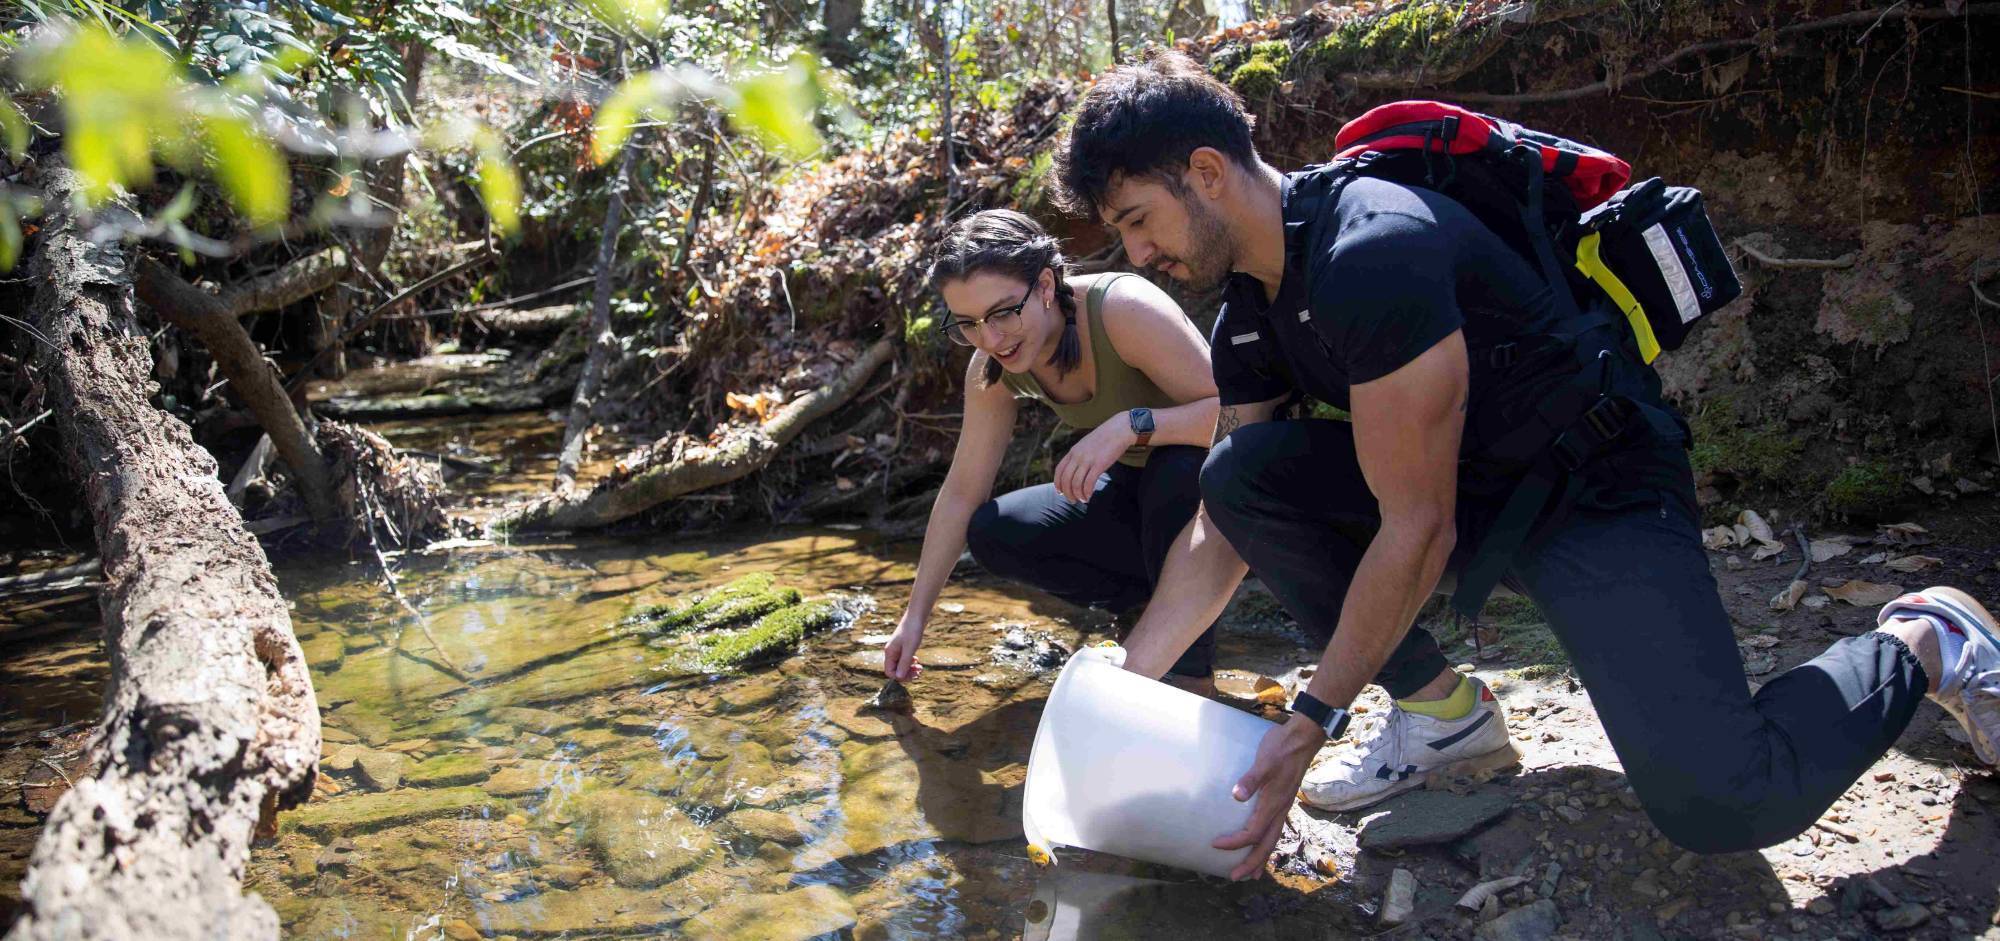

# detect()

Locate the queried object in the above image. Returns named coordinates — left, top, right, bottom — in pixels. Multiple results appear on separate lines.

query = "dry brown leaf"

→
left=1770, top=579, right=1808, bottom=611
left=1823, top=580, right=1904, bottom=607
left=1732, top=523, right=1753, bottom=546
left=1882, top=555, right=1943, bottom=574
left=1740, top=633, right=1782, bottom=648
left=1912, top=476, right=1936, bottom=496
left=1879, top=522, right=1932, bottom=546
left=1743, top=651, right=1778, bottom=676
left=1702, top=526, right=1736, bottom=551
left=1859, top=551, right=1891, bottom=565
left=1752, top=541, right=1788, bottom=562
left=1740, top=510, right=1778, bottom=544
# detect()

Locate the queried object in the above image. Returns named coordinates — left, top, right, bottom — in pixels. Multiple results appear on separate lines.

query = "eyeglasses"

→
left=940, top=279, right=1036, bottom=347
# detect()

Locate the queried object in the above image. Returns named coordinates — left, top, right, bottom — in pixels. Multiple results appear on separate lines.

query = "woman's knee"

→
left=964, top=501, right=1018, bottom=574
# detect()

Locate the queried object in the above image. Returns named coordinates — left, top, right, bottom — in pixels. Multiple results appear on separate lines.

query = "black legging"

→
left=964, top=444, right=1219, bottom=678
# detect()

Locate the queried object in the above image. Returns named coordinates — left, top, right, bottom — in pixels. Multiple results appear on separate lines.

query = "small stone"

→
left=1380, top=868, right=1416, bottom=926
left=1553, top=805, right=1585, bottom=824
left=1474, top=899, right=1560, bottom=941
left=443, top=919, right=480, bottom=941
left=1670, top=851, right=1696, bottom=876
left=1807, top=897, right=1835, bottom=916
left=354, top=751, right=407, bottom=791
left=1874, top=903, right=1930, bottom=931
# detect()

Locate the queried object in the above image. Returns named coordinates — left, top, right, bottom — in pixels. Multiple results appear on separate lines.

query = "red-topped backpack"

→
left=1285, top=101, right=1742, bottom=618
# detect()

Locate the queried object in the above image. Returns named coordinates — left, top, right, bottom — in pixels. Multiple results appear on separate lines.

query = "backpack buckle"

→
left=1486, top=343, right=1517, bottom=370
left=1550, top=397, right=1632, bottom=473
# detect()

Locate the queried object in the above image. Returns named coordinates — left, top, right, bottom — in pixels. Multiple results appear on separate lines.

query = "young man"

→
left=1053, top=51, right=2000, bottom=882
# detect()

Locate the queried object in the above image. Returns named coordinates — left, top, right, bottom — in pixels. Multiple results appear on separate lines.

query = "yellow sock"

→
left=1396, top=674, right=1476, bottom=721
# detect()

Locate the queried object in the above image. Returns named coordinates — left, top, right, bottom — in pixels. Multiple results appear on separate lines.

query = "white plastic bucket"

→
left=1021, top=645, right=1279, bottom=878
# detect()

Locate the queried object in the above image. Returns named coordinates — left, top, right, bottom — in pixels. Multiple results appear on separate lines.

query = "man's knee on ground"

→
left=1628, top=776, right=1813, bottom=856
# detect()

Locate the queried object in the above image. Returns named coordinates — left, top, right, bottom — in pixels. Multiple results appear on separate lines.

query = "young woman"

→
left=883, top=209, right=1223, bottom=692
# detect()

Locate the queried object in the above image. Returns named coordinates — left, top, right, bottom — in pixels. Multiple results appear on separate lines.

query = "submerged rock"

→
left=575, top=788, right=715, bottom=887
left=716, top=671, right=789, bottom=713
left=483, top=884, right=694, bottom=937
left=403, top=752, right=490, bottom=788
left=353, top=751, right=408, bottom=791
left=726, top=807, right=813, bottom=846
left=284, top=785, right=503, bottom=836
left=864, top=679, right=912, bottom=714
left=680, top=883, right=857, bottom=941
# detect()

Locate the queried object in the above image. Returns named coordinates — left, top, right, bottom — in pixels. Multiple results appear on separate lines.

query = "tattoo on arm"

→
left=1213, top=406, right=1240, bottom=444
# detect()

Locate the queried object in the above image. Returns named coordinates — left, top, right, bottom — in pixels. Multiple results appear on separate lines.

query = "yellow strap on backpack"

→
left=1574, top=232, right=1663, bottom=364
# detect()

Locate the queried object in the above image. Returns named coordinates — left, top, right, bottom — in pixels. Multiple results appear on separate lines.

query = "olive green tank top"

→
left=1000, top=273, right=1176, bottom=467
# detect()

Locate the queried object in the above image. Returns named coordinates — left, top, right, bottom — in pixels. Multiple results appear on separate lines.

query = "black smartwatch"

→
left=1289, top=691, right=1352, bottom=740
left=1128, top=407, right=1155, bottom=448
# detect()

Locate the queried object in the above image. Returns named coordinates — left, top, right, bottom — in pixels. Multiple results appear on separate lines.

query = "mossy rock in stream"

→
left=627, top=572, right=801, bottom=635
left=692, top=600, right=844, bottom=671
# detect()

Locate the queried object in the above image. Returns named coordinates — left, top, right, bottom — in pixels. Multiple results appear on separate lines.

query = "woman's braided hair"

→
left=927, top=209, right=1080, bottom=388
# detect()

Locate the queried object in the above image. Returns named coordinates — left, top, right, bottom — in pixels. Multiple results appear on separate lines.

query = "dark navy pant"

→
left=1201, top=419, right=1928, bottom=853
left=966, top=444, right=1219, bottom=678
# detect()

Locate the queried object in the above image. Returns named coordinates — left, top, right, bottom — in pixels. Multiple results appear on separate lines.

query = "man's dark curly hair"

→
left=1054, top=50, right=1259, bottom=217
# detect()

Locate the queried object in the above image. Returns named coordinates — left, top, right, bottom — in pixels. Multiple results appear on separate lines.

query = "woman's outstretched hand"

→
left=1211, top=715, right=1322, bottom=881
left=1053, top=414, right=1136, bottom=503
left=882, top=616, right=926, bottom=680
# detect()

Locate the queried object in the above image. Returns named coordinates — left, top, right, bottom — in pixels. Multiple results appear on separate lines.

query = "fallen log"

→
left=215, top=245, right=349, bottom=317
left=9, top=167, right=320, bottom=941
left=471, top=302, right=583, bottom=336
left=136, top=258, right=341, bottom=523
left=495, top=336, right=897, bottom=533
left=311, top=382, right=570, bottom=420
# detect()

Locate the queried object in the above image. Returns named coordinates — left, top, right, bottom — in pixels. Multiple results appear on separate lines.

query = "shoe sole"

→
left=1298, top=737, right=1525, bottom=814
left=1926, top=587, right=2000, bottom=765
left=1889, top=587, right=2000, bottom=765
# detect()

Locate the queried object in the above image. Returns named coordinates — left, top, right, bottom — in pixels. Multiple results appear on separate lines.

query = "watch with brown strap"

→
left=1128, top=407, right=1155, bottom=449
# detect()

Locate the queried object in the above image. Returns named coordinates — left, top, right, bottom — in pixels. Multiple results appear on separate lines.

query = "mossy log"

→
left=494, top=336, right=897, bottom=533
left=9, top=167, right=321, bottom=941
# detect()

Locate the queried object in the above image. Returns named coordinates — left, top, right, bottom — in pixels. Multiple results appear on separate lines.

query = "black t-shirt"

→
left=1209, top=172, right=1688, bottom=498
left=1211, top=175, right=1561, bottom=414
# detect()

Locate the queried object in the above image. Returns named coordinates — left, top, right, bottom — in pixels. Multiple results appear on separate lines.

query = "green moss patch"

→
left=1826, top=461, right=1906, bottom=518
left=626, top=573, right=801, bottom=635
left=694, top=600, right=843, bottom=671
left=1689, top=397, right=1803, bottom=490
left=1300, top=2, right=1478, bottom=77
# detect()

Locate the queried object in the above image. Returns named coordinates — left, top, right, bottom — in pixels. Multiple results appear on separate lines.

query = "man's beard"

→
left=1157, top=196, right=1235, bottom=292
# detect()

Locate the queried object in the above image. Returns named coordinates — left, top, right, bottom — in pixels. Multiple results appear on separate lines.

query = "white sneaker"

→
left=1297, top=675, right=1521, bottom=813
left=1879, top=587, right=2000, bottom=766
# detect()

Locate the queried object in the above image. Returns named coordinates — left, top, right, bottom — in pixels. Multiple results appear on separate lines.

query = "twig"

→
left=1852, top=0, right=1907, bottom=46
left=1814, top=819, right=1861, bottom=842
left=33, top=757, right=74, bottom=790
left=1734, top=240, right=1857, bottom=269
left=1445, top=3, right=2000, bottom=104
left=6, top=409, right=51, bottom=439
left=357, top=486, right=470, bottom=683
left=1791, top=524, right=1811, bottom=584
left=1942, top=85, right=2000, bottom=99
left=396, top=275, right=595, bottom=321
left=777, top=268, right=797, bottom=332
